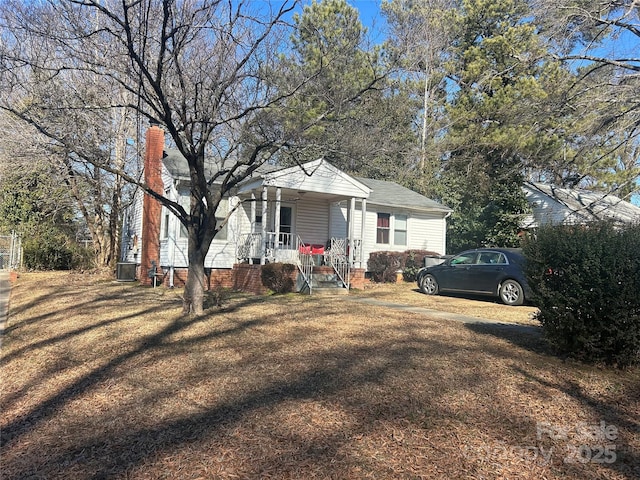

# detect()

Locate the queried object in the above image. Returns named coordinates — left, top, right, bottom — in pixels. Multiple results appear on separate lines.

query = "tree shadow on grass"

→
left=465, top=321, right=550, bottom=356
left=3, top=284, right=639, bottom=479
left=464, top=322, right=639, bottom=479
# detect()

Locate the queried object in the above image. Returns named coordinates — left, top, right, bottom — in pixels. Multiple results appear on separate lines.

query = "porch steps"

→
left=309, top=270, right=349, bottom=295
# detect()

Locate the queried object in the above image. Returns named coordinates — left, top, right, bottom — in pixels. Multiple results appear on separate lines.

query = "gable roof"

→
left=258, top=159, right=371, bottom=198
left=357, top=177, right=452, bottom=214
left=161, top=151, right=450, bottom=214
left=523, top=182, right=640, bottom=228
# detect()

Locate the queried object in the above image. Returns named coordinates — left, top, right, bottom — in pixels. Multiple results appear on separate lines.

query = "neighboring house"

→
left=120, top=127, right=452, bottom=293
left=522, top=182, right=640, bottom=229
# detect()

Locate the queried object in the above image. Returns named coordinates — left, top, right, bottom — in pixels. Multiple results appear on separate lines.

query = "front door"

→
left=279, top=205, right=294, bottom=247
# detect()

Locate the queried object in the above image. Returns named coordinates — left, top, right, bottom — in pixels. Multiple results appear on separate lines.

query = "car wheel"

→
left=499, top=279, right=524, bottom=306
left=420, top=274, right=439, bottom=295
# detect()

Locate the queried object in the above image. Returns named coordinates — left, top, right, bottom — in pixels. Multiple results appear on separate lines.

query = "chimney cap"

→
left=149, top=118, right=162, bottom=127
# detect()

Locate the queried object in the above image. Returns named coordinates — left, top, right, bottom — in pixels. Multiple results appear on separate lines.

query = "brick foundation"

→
left=349, top=268, right=368, bottom=289
left=136, top=266, right=235, bottom=290
left=233, top=263, right=268, bottom=294
left=136, top=263, right=368, bottom=295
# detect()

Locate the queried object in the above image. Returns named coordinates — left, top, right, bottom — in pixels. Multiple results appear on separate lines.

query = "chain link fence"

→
left=0, top=232, right=22, bottom=270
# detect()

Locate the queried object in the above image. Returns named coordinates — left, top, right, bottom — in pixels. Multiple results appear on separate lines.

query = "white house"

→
left=120, top=127, right=452, bottom=293
left=522, top=182, right=640, bottom=229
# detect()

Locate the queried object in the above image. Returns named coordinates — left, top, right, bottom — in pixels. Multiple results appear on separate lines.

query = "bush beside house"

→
left=260, top=262, right=297, bottom=294
left=368, top=250, right=442, bottom=283
left=523, top=222, right=640, bottom=367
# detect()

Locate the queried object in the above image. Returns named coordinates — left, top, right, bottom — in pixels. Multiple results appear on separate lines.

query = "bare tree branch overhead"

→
left=0, top=0, right=383, bottom=314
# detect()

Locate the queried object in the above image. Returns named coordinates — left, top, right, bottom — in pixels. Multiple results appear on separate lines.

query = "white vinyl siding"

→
left=296, top=199, right=329, bottom=245
left=352, top=206, right=447, bottom=268
left=157, top=193, right=240, bottom=269
left=121, top=191, right=144, bottom=263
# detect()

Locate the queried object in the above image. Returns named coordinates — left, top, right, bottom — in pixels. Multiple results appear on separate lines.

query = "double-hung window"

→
left=376, top=213, right=390, bottom=244
left=377, top=212, right=408, bottom=246
left=394, top=214, right=407, bottom=246
left=179, top=195, right=189, bottom=238
left=178, top=196, right=228, bottom=240
left=215, top=198, right=228, bottom=240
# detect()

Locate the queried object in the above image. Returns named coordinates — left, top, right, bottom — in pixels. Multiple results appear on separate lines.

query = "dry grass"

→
left=1, top=271, right=638, bottom=479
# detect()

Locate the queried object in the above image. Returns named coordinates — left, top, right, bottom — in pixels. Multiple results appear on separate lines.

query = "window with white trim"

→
left=376, top=213, right=390, bottom=244
left=394, top=214, right=407, bottom=245
left=377, top=212, right=408, bottom=246
left=214, top=198, right=229, bottom=240
left=179, top=195, right=189, bottom=238
left=161, top=212, right=170, bottom=239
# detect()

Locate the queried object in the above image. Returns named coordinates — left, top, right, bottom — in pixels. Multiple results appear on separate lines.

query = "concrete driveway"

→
left=347, top=293, right=541, bottom=335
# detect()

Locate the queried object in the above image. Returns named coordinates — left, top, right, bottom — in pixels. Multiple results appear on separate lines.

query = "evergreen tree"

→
left=440, top=0, right=551, bottom=250
left=273, top=0, right=416, bottom=180
left=0, top=160, right=90, bottom=269
left=382, top=0, right=456, bottom=196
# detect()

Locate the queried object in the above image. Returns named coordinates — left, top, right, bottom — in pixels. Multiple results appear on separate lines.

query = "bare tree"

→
left=382, top=0, right=457, bottom=193
left=0, top=0, right=380, bottom=314
left=0, top=40, right=140, bottom=268
left=531, top=0, right=640, bottom=196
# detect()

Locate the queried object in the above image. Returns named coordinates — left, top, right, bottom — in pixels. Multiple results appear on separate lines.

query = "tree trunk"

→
left=183, top=250, right=206, bottom=315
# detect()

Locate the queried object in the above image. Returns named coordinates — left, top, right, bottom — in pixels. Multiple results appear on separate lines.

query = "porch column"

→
left=274, top=187, right=281, bottom=246
left=349, top=197, right=356, bottom=267
left=250, top=192, right=256, bottom=231
left=261, top=187, right=268, bottom=265
left=360, top=199, right=367, bottom=268
left=249, top=192, right=256, bottom=264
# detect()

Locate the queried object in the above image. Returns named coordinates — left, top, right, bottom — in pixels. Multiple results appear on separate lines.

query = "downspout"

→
left=169, top=214, right=175, bottom=289
left=443, top=211, right=452, bottom=255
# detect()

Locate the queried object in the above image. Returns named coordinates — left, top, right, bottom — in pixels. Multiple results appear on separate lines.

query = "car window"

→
left=450, top=252, right=477, bottom=265
left=477, top=252, right=507, bottom=265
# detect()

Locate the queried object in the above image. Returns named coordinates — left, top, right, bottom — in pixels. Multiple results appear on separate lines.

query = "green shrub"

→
left=261, top=262, right=296, bottom=293
left=368, top=251, right=403, bottom=283
left=523, top=222, right=640, bottom=367
left=368, top=250, right=441, bottom=283
left=403, top=249, right=441, bottom=282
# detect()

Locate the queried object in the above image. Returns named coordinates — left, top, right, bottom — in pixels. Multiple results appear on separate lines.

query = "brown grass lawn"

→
left=1, top=272, right=638, bottom=479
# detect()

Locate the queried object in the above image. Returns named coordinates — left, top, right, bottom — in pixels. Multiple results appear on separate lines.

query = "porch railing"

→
left=326, top=237, right=350, bottom=288
left=296, top=236, right=314, bottom=294
left=237, top=232, right=314, bottom=292
left=237, top=233, right=263, bottom=262
left=237, top=233, right=360, bottom=292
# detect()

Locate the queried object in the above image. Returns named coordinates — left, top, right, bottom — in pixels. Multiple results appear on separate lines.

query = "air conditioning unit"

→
left=116, top=262, right=137, bottom=281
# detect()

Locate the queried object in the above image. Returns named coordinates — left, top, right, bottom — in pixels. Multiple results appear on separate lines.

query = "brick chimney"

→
left=140, top=124, right=165, bottom=286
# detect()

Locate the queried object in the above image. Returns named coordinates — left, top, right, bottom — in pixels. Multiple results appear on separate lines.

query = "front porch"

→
left=233, top=263, right=368, bottom=295
left=234, top=159, right=372, bottom=294
left=236, top=233, right=363, bottom=294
